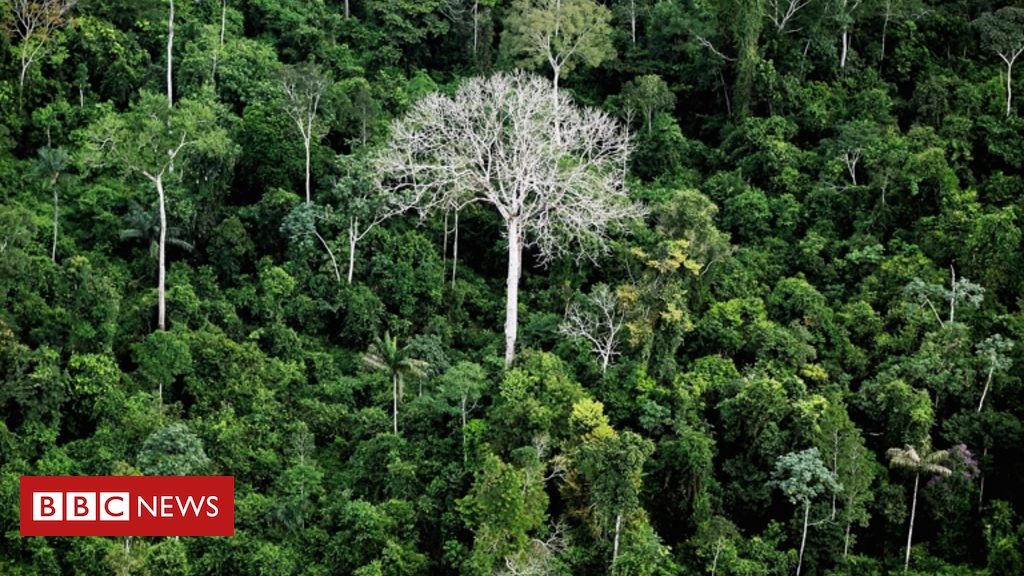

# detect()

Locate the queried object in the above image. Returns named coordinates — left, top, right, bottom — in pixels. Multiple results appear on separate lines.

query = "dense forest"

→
left=2, top=0, right=1024, bottom=574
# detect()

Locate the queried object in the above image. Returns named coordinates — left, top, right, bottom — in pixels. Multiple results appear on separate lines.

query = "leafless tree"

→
left=280, top=63, right=332, bottom=204
left=766, top=0, right=810, bottom=33
left=7, top=0, right=77, bottom=92
left=559, top=284, right=625, bottom=374
left=376, top=71, right=639, bottom=367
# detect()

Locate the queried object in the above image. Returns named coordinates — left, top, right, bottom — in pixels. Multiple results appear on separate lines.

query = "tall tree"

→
left=500, top=0, right=615, bottom=140
left=280, top=62, right=332, bottom=204
left=975, top=334, right=1013, bottom=413
left=363, top=332, right=428, bottom=434
left=166, top=0, right=175, bottom=107
left=34, top=147, right=71, bottom=262
left=769, top=447, right=840, bottom=576
left=975, top=8, right=1024, bottom=116
left=6, top=0, right=76, bottom=93
left=376, top=72, right=638, bottom=367
left=621, top=74, right=676, bottom=135
left=886, top=443, right=952, bottom=572
left=330, top=154, right=396, bottom=283
left=79, top=92, right=233, bottom=331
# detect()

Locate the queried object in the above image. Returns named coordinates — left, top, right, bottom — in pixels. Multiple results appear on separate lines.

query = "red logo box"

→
left=20, top=476, right=234, bottom=536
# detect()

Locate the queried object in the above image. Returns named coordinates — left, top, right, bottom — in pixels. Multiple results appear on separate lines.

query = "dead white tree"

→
left=766, top=0, right=810, bottom=33
left=376, top=71, right=639, bottom=367
left=280, top=63, right=332, bottom=204
left=167, top=0, right=174, bottom=107
left=559, top=284, right=625, bottom=374
left=8, top=0, right=77, bottom=92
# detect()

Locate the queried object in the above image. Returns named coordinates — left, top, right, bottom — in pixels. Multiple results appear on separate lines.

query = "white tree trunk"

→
left=630, top=0, right=636, bottom=44
left=1006, top=63, right=1014, bottom=117
left=844, top=520, right=852, bottom=557
left=167, top=0, right=174, bottom=108
left=50, top=187, right=58, bottom=261
left=451, top=209, right=459, bottom=288
left=612, top=512, right=622, bottom=566
left=157, top=176, right=168, bottom=331
left=347, top=227, right=357, bottom=284
left=904, top=473, right=919, bottom=572
left=840, top=29, right=849, bottom=69
left=303, top=135, right=312, bottom=203
left=504, top=217, right=522, bottom=367
left=212, top=0, right=226, bottom=81
left=312, top=229, right=341, bottom=283
left=711, top=539, right=722, bottom=576
left=978, top=363, right=995, bottom=412
left=797, top=502, right=809, bottom=576
left=392, top=373, right=399, bottom=434
left=461, top=394, right=468, bottom=463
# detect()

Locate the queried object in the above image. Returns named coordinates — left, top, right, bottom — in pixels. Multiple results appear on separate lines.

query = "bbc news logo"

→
left=20, top=476, right=234, bottom=536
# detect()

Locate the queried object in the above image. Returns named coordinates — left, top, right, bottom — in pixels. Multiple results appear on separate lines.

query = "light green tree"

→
left=79, top=91, right=234, bottom=331
left=769, top=447, right=840, bottom=576
left=621, top=75, right=675, bottom=135
left=500, top=0, right=615, bottom=139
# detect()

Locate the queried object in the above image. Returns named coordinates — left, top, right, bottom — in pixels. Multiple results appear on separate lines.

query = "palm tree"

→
left=35, top=147, right=71, bottom=262
left=119, top=203, right=194, bottom=259
left=363, top=332, right=428, bottom=435
left=886, top=443, right=952, bottom=572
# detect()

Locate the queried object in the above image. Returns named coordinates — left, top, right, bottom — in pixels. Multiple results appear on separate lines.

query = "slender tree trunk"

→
left=167, top=0, right=175, bottom=108
left=347, top=231, right=356, bottom=284
left=461, top=394, right=468, bottom=463
left=1006, top=63, right=1014, bottom=117
left=304, top=135, right=312, bottom=203
left=797, top=502, right=809, bottom=576
left=630, top=0, right=636, bottom=44
left=51, top=187, right=58, bottom=262
left=344, top=0, right=349, bottom=18
left=472, top=0, right=479, bottom=57
left=392, top=373, right=399, bottom=434
left=442, top=210, right=448, bottom=279
left=844, top=520, right=852, bottom=557
left=551, top=66, right=561, bottom=144
left=840, top=29, right=849, bottom=69
left=904, top=473, right=919, bottom=572
left=451, top=209, right=459, bottom=288
left=212, top=0, right=226, bottom=81
left=711, top=539, right=722, bottom=576
left=156, top=176, right=167, bottom=331
left=612, top=512, right=622, bottom=566
left=831, top=432, right=839, bottom=520
left=601, top=353, right=609, bottom=374
left=312, top=229, right=341, bottom=283
left=504, top=217, right=521, bottom=367
left=880, top=2, right=891, bottom=67
left=978, top=362, right=995, bottom=412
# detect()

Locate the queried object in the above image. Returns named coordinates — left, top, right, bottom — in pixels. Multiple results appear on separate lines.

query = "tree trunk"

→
left=612, top=512, right=622, bottom=567
left=212, top=0, right=226, bottom=81
left=844, top=520, right=852, bottom=557
left=472, top=0, right=479, bottom=57
left=304, top=135, right=312, bottom=203
left=157, top=176, right=168, bottom=331
left=904, top=472, right=919, bottom=572
left=392, top=372, right=399, bottom=434
left=978, top=362, right=995, bottom=412
left=167, top=0, right=175, bottom=108
left=51, top=187, right=58, bottom=262
left=312, top=229, right=341, bottom=283
left=840, top=29, right=849, bottom=69
left=797, top=502, right=809, bottom=576
left=1006, top=63, right=1013, bottom=117
left=504, top=217, right=521, bottom=367
left=711, top=539, right=722, bottom=576
left=552, top=67, right=561, bottom=144
left=347, top=219, right=358, bottom=284
left=461, top=394, right=468, bottom=463
left=451, top=209, right=459, bottom=288
left=630, top=0, right=636, bottom=44
left=344, top=0, right=350, bottom=18
left=601, top=353, right=609, bottom=375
